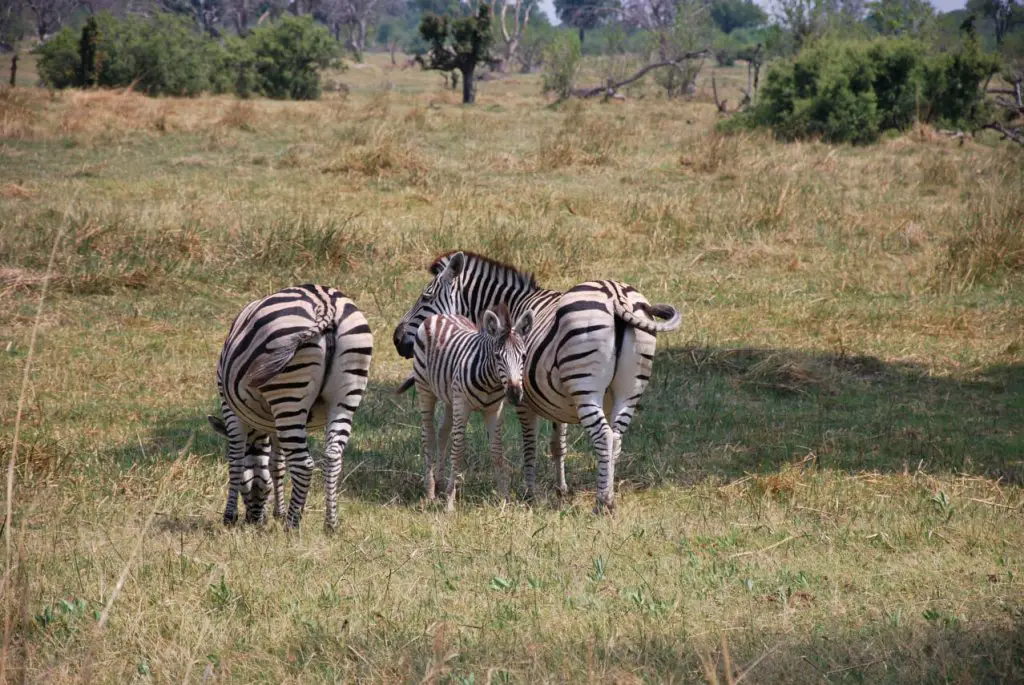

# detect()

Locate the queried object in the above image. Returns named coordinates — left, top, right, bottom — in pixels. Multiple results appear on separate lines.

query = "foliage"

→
left=37, top=12, right=340, bottom=100
left=518, top=21, right=558, bottom=72
left=651, top=0, right=713, bottom=97
left=966, top=0, right=1020, bottom=46
left=866, top=0, right=935, bottom=37
left=554, top=0, right=620, bottom=44
left=710, top=0, right=767, bottom=34
left=418, top=3, right=495, bottom=104
left=36, top=22, right=80, bottom=89
left=247, top=15, right=340, bottom=100
left=541, top=29, right=582, bottom=98
left=736, top=36, right=1000, bottom=143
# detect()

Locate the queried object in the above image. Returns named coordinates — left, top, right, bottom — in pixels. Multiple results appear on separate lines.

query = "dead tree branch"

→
left=980, top=122, right=1024, bottom=147
left=570, top=49, right=710, bottom=98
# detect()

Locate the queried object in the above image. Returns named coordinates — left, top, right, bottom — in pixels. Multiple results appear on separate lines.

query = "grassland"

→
left=1, top=53, right=1023, bottom=683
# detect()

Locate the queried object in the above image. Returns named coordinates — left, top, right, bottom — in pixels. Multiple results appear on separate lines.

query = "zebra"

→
left=392, top=251, right=681, bottom=514
left=207, top=284, right=373, bottom=531
left=396, top=304, right=533, bottom=512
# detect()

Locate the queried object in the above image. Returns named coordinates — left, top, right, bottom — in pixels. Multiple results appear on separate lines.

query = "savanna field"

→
left=1, top=53, right=1023, bottom=683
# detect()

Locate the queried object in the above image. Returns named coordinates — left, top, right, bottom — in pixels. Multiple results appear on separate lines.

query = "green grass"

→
left=1, top=55, right=1023, bottom=683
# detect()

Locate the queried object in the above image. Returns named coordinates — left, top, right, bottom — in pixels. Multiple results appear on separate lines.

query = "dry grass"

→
left=0, top=53, right=1022, bottom=684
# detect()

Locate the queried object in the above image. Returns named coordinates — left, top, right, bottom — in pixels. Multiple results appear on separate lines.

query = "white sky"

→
left=536, top=0, right=968, bottom=24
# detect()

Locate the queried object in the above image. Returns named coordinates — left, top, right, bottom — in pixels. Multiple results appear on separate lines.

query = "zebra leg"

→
left=270, top=435, right=286, bottom=520
left=243, top=434, right=273, bottom=525
left=484, top=405, right=508, bottom=502
left=224, top=482, right=239, bottom=526
left=276, top=417, right=315, bottom=530
left=549, top=422, right=569, bottom=499
left=516, top=405, right=541, bottom=502
left=608, top=326, right=656, bottom=440
left=436, top=403, right=454, bottom=496
left=321, top=404, right=357, bottom=534
left=418, top=390, right=439, bottom=501
left=445, top=400, right=470, bottom=513
left=575, top=397, right=616, bottom=515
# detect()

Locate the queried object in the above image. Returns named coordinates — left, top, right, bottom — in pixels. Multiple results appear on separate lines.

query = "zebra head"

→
left=392, top=251, right=467, bottom=359
left=482, top=304, right=533, bottom=406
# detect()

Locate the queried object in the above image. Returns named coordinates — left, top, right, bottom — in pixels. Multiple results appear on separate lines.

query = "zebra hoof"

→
left=222, top=513, right=238, bottom=526
left=593, top=498, right=616, bottom=516
left=323, top=520, right=339, bottom=535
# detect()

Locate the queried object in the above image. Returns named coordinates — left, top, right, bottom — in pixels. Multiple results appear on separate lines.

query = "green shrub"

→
left=541, top=31, right=582, bottom=100
left=37, top=12, right=342, bottom=101
left=738, top=36, right=1000, bottom=144
left=37, top=26, right=80, bottom=89
left=248, top=16, right=339, bottom=100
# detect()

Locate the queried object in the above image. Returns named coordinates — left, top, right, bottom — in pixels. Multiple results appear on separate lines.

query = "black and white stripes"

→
left=392, top=251, right=681, bottom=514
left=208, top=284, right=372, bottom=531
left=397, top=305, right=533, bottom=511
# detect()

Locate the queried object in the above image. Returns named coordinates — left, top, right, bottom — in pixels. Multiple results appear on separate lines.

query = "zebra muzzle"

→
left=506, top=384, right=524, bottom=406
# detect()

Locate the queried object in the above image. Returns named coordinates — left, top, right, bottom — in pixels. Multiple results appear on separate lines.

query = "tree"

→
left=517, top=19, right=555, bottom=71
left=158, top=0, right=227, bottom=35
left=554, top=0, right=619, bottom=44
left=77, top=14, right=100, bottom=86
left=318, top=0, right=380, bottom=55
left=966, top=0, right=1019, bottom=45
left=710, top=0, right=766, bottom=34
left=495, top=0, right=536, bottom=71
left=1, top=0, right=25, bottom=50
left=773, top=0, right=864, bottom=47
left=24, top=0, right=78, bottom=40
left=866, top=0, right=934, bottom=36
left=418, top=2, right=495, bottom=103
left=623, top=0, right=712, bottom=95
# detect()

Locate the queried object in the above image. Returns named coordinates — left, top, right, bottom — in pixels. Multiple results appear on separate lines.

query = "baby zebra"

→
left=207, top=284, right=372, bottom=532
left=398, top=305, right=533, bottom=512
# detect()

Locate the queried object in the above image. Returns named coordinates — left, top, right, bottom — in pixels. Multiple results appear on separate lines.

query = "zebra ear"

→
left=514, top=311, right=533, bottom=338
left=207, top=415, right=229, bottom=438
left=440, top=251, right=466, bottom=281
left=482, top=309, right=503, bottom=338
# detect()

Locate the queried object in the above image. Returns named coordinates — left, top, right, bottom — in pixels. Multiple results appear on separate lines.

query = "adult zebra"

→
left=392, top=251, right=681, bottom=514
left=208, top=284, right=373, bottom=531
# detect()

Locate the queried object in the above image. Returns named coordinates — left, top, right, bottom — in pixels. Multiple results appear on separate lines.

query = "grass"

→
left=1, top=52, right=1023, bottom=683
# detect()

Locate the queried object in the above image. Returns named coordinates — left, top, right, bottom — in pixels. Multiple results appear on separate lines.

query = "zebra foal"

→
left=392, top=251, right=681, bottom=514
left=397, top=305, right=533, bottom=512
left=207, top=284, right=372, bottom=531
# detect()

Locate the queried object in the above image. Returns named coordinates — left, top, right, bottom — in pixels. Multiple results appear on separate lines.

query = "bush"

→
left=37, top=25, right=80, bottom=89
left=37, top=12, right=343, bottom=100
left=736, top=36, right=1000, bottom=144
left=248, top=16, right=339, bottom=100
left=541, top=31, right=582, bottom=100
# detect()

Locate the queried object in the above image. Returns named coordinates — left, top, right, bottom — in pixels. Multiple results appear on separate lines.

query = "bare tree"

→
left=24, top=0, right=79, bottom=39
left=1, top=0, right=24, bottom=50
left=158, top=0, right=226, bottom=35
left=319, top=0, right=388, bottom=57
left=495, top=0, right=535, bottom=72
left=623, top=0, right=711, bottom=96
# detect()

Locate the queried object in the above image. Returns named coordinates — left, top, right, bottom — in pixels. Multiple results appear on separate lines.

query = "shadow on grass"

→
left=104, top=345, right=1024, bottom=510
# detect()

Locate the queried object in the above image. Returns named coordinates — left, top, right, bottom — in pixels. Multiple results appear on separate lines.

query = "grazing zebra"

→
left=392, top=251, right=681, bottom=514
left=396, top=304, right=533, bottom=512
left=207, top=284, right=373, bottom=531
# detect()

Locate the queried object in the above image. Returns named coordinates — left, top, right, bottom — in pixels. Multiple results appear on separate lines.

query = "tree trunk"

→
left=389, top=38, right=398, bottom=65
left=461, top=64, right=475, bottom=104
left=578, top=26, right=584, bottom=45
left=9, top=53, right=17, bottom=87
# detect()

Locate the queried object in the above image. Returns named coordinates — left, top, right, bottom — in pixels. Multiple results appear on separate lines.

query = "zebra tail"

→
left=395, top=375, right=415, bottom=395
left=612, top=300, right=683, bottom=334
left=246, top=305, right=335, bottom=389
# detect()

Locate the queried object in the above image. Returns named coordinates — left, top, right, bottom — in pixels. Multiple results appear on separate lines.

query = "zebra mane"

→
left=428, top=251, right=538, bottom=290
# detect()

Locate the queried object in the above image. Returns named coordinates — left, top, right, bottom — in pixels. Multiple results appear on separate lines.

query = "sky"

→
left=535, top=0, right=969, bottom=25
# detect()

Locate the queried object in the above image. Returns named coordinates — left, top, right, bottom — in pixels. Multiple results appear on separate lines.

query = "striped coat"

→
left=208, top=284, right=372, bottom=531
left=392, top=252, right=680, bottom=513
left=397, top=305, right=532, bottom=512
